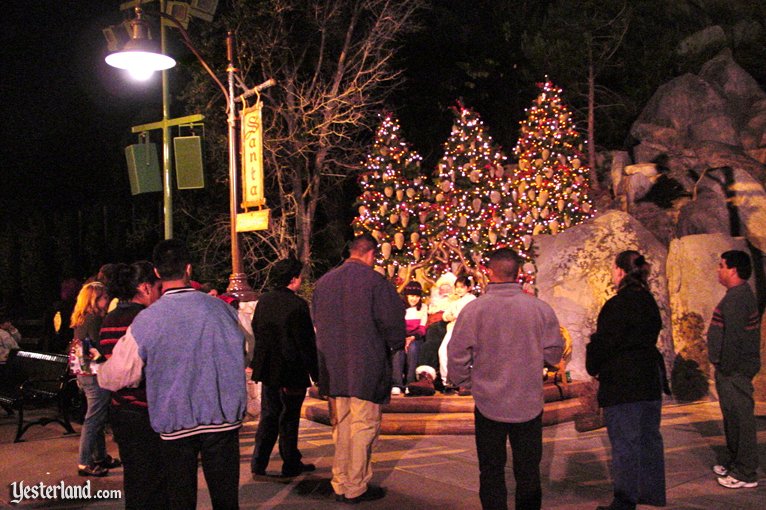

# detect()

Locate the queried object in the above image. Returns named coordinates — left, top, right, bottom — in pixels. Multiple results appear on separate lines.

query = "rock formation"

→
left=534, top=210, right=673, bottom=381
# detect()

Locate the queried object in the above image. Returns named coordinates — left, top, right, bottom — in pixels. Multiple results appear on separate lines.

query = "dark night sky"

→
left=1, top=1, right=168, bottom=217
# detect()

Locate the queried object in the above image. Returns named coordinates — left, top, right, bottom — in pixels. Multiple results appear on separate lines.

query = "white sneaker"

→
left=712, top=464, right=728, bottom=477
left=717, top=475, right=758, bottom=489
left=391, top=387, right=402, bottom=395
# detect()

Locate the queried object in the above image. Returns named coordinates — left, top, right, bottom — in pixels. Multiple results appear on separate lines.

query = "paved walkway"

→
left=0, top=400, right=763, bottom=508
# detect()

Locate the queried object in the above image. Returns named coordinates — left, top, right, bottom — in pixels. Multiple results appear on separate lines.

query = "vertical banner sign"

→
left=241, top=101, right=266, bottom=208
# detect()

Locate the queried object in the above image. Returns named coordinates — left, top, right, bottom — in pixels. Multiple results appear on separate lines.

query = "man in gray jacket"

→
left=448, top=248, right=563, bottom=510
left=312, top=233, right=405, bottom=504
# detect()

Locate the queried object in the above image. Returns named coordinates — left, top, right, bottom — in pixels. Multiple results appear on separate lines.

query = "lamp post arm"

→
left=239, top=79, right=277, bottom=102
left=156, top=11, right=229, bottom=103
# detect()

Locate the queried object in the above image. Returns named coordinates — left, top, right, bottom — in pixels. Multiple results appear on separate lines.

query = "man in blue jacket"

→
left=448, top=248, right=563, bottom=510
left=99, top=239, right=247, bottom=509
left=312, top=233, right=405, bottom=504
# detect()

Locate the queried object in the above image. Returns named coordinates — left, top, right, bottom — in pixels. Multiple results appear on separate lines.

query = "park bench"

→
left=0, top=350, right=76, bottom=443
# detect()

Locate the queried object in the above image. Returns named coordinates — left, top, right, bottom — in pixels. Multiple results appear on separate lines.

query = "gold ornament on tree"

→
left=393, top=232, right=405, bottom=250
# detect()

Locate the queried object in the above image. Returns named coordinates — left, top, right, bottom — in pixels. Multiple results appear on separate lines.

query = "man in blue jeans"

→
left=448, top=248, right=563, bottom=510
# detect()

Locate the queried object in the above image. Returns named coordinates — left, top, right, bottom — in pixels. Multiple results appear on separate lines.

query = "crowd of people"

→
left=3, top=236, right=760, bottom=510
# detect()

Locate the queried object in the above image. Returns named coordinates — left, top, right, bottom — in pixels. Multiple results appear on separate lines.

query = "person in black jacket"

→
left=586, top=250, right=669, bottom=510
left=250, top=257, right=319, bottom=477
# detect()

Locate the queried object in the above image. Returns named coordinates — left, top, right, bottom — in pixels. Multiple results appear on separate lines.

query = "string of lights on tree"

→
left=351, top=113, right=431, bottom=280
left=352, top=82, right=594, bottom=290
left=511, top=79, right=595, bottom=237
left=432, top=103, right=533, bottom=284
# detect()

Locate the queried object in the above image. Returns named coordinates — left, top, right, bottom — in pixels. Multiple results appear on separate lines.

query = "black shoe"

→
left=252, top=467, right=267, bottom=476
left=281, top=462, right=316, bottom=477
left=98, top=455, right=122, bottom=469
left=78, top=464, right=108, bottom=477
left=344, top=485, right=386, bottom=504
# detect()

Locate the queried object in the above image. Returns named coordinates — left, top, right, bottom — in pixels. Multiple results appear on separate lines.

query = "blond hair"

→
left=70, top=282, right=107, bottom=328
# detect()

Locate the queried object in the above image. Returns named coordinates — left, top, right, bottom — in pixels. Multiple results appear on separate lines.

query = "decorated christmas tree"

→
left=352, top=113, right=432, bottom=282
left=433, top=103, right=532, bottom=283
left=512, top=80, right=595, bottom=237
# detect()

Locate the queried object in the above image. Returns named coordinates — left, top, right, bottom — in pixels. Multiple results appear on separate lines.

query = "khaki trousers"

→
left=328, top=397, right=382, bottom=498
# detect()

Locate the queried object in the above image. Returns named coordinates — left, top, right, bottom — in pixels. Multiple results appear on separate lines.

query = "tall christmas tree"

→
left=352, top=113, right=432, bottom=282
left=512, top=80, right=595, bottom=237
left=433, top=103, right=532, bottom=282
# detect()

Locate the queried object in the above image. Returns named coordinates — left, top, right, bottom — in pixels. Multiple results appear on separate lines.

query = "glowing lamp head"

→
left=104, top=7, right=176, bottom=81
left=106, top=50, right=176, bottom=81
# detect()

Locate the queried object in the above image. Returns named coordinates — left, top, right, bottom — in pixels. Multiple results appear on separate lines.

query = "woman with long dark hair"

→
left=586, top=250, right=670, bottom=510
left=95, top=261, right=166, bottom=509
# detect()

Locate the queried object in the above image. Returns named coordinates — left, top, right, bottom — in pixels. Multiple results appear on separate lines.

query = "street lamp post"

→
left=106, top=5, right=272, bottom=300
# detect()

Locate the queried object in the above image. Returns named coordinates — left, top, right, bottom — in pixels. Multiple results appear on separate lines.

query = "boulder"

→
left=756, top=319, right=766, bottom=402
left=666, top=234, right=752, bottom=381
left=676, top=25, right=726, bottom=57
left=624, top=171, right=655, bottom=204
left=535, top=210, right=673, bottom=381
left=698, top=49, right=766, bottom=116
left=631, top=73, right=739, bottom=147
left=609, top=150, right=631, bottom=195
left=676, top=166, right=766, bottom=252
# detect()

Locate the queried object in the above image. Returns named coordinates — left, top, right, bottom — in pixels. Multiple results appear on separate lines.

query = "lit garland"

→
left=351, top=113, right=430, bottom=281
left=511, top=79, right=595, bottom=238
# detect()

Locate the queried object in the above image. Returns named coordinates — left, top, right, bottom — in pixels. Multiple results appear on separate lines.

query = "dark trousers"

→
left=716, top=371, right=759, bottom=482
left=474, top=408, right=542, bottom=510
left=603, top=400, right=665, bottom=509
left=391, top=339, right=422, bottom=387
left=111, top=406, right=169, bottom=510
left=252, top=384, right=306, bottom=473
left=418, top=321, right=446, bottom=370
left=160, top=428, right=240, bottom=510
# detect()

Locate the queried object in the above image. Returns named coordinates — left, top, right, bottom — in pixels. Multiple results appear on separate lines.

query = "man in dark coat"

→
left=250, top=258, right=319, bottom=477
left=312, top=234, right=405, bottom=504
